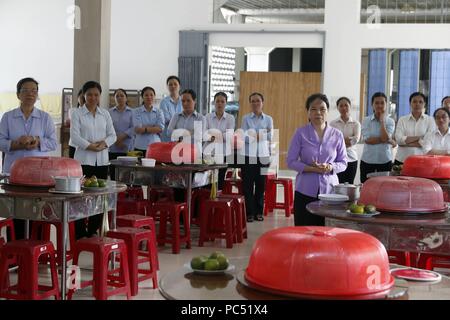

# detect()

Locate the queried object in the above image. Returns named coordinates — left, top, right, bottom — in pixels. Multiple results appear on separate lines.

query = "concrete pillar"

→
left=323, top=0, right=362, bottom=119
left=73, top=0, right=111, bottom=108
left=244, top=47, right=274, bottom=72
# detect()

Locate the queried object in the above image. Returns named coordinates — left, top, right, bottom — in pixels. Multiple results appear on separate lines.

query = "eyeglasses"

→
left=20, top=89, right=38, bottom=94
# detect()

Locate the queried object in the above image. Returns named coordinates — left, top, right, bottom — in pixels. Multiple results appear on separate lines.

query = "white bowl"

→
left=318, top=194, right=349, bottom=205
left=141, top=158, right=156, bottom=167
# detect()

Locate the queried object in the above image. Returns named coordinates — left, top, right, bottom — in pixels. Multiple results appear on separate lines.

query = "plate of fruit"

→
left=82, top=176, right=108, bottom=191
left=185, top=251, right=235, bottom=275
left=346, top=203, right=380, bottom=217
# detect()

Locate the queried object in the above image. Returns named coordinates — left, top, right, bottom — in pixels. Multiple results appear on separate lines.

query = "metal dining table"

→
left=0, top=181, right=127, bottom=300
left=306, top=201, right=450, bottom=256
left=110, top=160, right=228, bottom=230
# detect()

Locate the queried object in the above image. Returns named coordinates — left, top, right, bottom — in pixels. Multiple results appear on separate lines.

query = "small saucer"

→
left=48, top=188, right=83, bottom=195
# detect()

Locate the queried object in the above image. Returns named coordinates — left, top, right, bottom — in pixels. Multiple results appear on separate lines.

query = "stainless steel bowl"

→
left=333, top=183, right=361, bottom=201
left=53, top=176, right=82, bottom=192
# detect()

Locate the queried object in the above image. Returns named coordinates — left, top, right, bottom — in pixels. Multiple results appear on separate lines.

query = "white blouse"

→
left=69, top=105, right=117, bottom=166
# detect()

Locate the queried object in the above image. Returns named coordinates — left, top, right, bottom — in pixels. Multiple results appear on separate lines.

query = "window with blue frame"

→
left=397, top=50, right=420, bottom=118
left=429, top=50, right=450, bottom=115
left=367, top=49, right=387, bottom=115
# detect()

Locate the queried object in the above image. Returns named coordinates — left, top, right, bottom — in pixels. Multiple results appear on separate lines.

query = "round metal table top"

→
left=306, top=201, right=450, bottom=227
left=159, top=258, right=450, bottom=300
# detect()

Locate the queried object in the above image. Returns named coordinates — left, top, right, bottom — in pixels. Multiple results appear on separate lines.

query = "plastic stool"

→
left=30, top=221, right=76, bottom=265
left=264, top=177, right=293, bottom=217
left=117, top=198, right=150, bottom=216
left=0, top=240, right=60, bottom=300
left=68, top=237, right=131, bottom=300
left=217, top=193, right=247, bottom=243
left=190, top=188, right=213, bottom=225
left=222, top=180, right=243, bottom=195
left=417, top=253, right=450, bottom=271
left=151, top=202, right=191, bottom=254
left=387, top=250, right=412, bottom=267
left=0, top=218, right=15, bottom=242
left=107, top=227, right=158, bottom=296
left=199, top=198, right=236, bottom=249
left=116, top=214, right=159, bottom=270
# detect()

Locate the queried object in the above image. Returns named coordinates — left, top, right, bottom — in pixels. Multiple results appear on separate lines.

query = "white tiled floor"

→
left=2, top=201, right=294, bottom=300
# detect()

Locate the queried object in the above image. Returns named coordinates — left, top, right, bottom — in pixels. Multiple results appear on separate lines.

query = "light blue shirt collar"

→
left=212, top=112, right=228, bottom=120
left=250, top=112, right=266, bottom=120
left=13, top=107, right=41, bottom=119
left=112, top=106, right=132, bottom=113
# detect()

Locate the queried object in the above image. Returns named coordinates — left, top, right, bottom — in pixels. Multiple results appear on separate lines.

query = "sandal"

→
left=256, top=215, right=264, bottom=221
left=247, top=216, right=254, bottom=223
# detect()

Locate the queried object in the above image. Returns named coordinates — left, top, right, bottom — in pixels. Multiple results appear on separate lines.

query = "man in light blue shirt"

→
left=0, top=78, right=57, bottom=174
left=360, top=92, right=396, bottom=183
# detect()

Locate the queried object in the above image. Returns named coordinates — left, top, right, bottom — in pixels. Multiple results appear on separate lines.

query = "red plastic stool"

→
left=225, top=169, right=241, bottom=180
left=222, top=180, right=243, bottom=195
left=30, top=221, right=76, bottom=265
left=0, top=218, right=15, bottom=242
left=0, top=240, right=60, bottom=300
left=199, top=198, right=236, bottom=249
left=387, top=250, right=412, bottom=267
left=152, top=202, right=191, bottom=254
left=264, top=177, right=294, bottom=217
left=417, top=253, right=450, bottom=270
left=148, top=186, right=174, bottom=203
left=217, top=193, right=247, bottom=243
left=116, top=214, right=159, bottom=270
left=107, top=227, right=158, bottom=296
left=127, top=186, right=144, bottom=199
left=190, top=188, right=213, bottom=225
left=117, top=198, right=150, bottom=216
left=68, top=237, right=131, bottom=300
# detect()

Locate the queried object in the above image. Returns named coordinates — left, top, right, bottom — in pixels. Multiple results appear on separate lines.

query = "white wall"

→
left=0, top=0, right=74, bottom=94
left=109, top=0, right=212, bottom=96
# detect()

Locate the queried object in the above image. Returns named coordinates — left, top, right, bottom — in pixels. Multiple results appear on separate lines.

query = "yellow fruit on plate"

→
left=351, top=205, right=365, bottom=214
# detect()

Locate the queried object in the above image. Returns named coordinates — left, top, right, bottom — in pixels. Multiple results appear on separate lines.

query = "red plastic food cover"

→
left=359, top=176, right=446, bottom=213
left=245, top=226, right=394, bottom=298
left=146, top=142, right=198, bottom=164
left=10, top=157, right=82, bottom=187
left=402, top=155, right=450, bottom=179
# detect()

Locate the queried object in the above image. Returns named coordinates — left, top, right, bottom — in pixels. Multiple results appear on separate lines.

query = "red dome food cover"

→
left=359, top=176, right=446, bottom=213
left=10, top=157, right=82, bottom=187
left=402, top=155, right=450, bottom=179
left=245, top=226, right=394, bottom=299
left=146, top=142, right=198, bottom=164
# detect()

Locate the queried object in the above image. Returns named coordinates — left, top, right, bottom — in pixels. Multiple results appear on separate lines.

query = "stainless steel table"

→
left=0, top=181, right=127, bottom=300
left=307, top=201, right=450, bottom=255
left=111, top=161, right=228, bottom=230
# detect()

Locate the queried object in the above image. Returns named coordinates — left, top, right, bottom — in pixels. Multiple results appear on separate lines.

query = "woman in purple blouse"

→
left=286, top=94, right=347, bottom=226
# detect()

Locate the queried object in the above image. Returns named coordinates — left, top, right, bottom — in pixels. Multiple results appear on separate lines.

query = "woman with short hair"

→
left=287, top=93, right=347, bottom=226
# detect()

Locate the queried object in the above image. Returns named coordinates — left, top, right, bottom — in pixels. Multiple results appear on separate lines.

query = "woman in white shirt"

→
left=205, top=92, right=235, bottom=190
left=329, top=97, right=361, bottom=184
left=70, top=81, right=117, bottom=238
left=420, top=108, right=450, bottom=155
left=394, top=92, right=435, bottom=164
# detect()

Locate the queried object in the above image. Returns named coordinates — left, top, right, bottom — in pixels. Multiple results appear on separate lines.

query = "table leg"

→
left=61, top=201, right=69, bottom=300
left=186, top=172, right=193, bottom=230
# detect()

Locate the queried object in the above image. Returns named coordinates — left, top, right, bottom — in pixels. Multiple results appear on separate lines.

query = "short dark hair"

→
left=336, top=97, right=351, bottom=106
left=181, top=89, right=197, bottom=101
left=306, top=93, right=330, bottom=111
left=371, top=92, right=387, bottom=105
left=141, top=87, right=156, bottom=98
left=166, top=76, right=181, bottom=86
left=16, top=77, right=39, bottom=94
left=249, top=92, right=264, bottom=102
left=82, top=81, right=102, bottom=95
left=76, top=88, right=85, bottom=108
left=114, top=88, right=128, bottom=98
left=409, top=92, right=427, bottom=105
left=442, top=96, right=450, bottom=106
left=433, top=107, right=450, bottom=119
left=214, top=92, right=228, bottom=102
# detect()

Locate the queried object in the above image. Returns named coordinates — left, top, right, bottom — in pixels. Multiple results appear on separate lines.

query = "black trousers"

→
left=75, top=165, right=109, bottom=239
left=294, top=192, right=324, bottom=227
left=109, top=152, right=127, bottom=181
left=360, top=160, right=393, bottom=183
left=69, top=146, right=76, bottom=159
left=240, top=157, right=269, bottom=218
left=337, top=161, right=358, bottom=184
